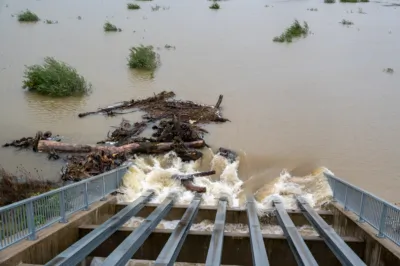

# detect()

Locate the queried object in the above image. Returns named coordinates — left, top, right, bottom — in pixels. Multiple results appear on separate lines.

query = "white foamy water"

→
left=123, top=217, right=319, bottom=236
left=117, top=148, right=333, bottom=210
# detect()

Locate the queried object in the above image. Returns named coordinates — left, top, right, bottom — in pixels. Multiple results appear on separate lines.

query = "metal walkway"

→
left=45, top=192, right=366, bottom=266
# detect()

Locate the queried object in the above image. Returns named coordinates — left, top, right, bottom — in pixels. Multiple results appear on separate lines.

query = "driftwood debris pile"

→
left=77, top=91, right=228, bottom=123
left=3, top=92, right=230, bottom=191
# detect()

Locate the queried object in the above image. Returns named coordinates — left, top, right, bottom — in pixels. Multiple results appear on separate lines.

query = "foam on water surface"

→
left=118, top=149, right=333, bottom=210
left=123, top=217, right=319, bottom=236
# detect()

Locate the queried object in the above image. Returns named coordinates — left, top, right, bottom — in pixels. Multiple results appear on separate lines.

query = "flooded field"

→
left=0, top=0, right=400, bottom=201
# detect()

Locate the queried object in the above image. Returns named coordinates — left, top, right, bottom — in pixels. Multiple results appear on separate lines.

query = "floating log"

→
left=37, top=140, right=205, bottom=154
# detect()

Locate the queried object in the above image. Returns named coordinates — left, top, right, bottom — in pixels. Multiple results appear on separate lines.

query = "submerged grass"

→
left=384, top=68, right=394, bottom=74
left=128, top=45, right=158, bottom=70
left=151, top=5, right=161, bottom=11
left=0, top=167, right=56, bottom=207
left=127, top=3, right=140, bottom=9
left=104, top=22, right=121, bottom=32
left=23, top=57, right=92, bottom=97
left=210, top=2, right=220, bottom=9
left=18, top=10, right=39, bottom=22
left=340, top=0, right=368, bottom=2
left=340, top=19, right=354, bottom=25
left=273, top=20, right=309, bottom=43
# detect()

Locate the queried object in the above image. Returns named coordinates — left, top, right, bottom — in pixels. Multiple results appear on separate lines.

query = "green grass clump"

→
left=210, top=2, right=220, bottom=9
left=104, top=22, right=121, bottom=32
left=340, top=19, right=354, bottom=25
left=127, top=3, right=140, bottom=9
left=18, top=10, right=39, bottom=22
left=324, top=0, right=336, bottom=3
left=128, top=45, right=158, bottom=70
left=340, top=0, right=358, bottom=2
left=23, top=57, right=92, bottom=97
left=136, top=0, right=152, bottom=1
left=359, top=0, right=369, bottom=2
left=273, top=20, right=309, bottom=43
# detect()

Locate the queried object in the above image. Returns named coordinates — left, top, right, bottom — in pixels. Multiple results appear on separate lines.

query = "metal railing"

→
left=325, top=172, right=400, bottom=246
left=0, top=164, right=130, bottom=250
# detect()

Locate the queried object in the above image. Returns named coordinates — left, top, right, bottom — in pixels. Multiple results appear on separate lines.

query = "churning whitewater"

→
left=117, top=147, right=333, bottom=212
left=90, top=149, right=332, bottom=266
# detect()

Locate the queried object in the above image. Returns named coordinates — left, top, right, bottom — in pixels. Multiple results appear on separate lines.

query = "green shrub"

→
left=128, top=45, right=158, bottom=70
left=210, top=2, right=220, bottom=9
left=18, top=10, right=39, bottom=22
left=273, top=20, right=309, bottom=43
left=360, top=0, right=369, bottom=2
left=104, top=22, right=121, bottom=32
left=324, top=0, right=336, bottom=3
left=23, top=57, right=92, bottom=97
left=340, top=19, right=354, bottom=25
left=127, top=3, right=140, bottom=9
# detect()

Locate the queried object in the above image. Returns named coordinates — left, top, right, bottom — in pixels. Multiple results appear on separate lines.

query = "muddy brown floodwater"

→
left=0, top=0, right=400, bottom=201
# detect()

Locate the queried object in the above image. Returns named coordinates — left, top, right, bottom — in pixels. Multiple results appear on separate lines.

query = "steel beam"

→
left=44, top=191, right=154, bottom=266
left=273, top=200, right=318, bottom=266
left=205, top=197, right=228, bottom=266
left=154, top=193, right=202, bottom=266
left=297, top=196, right=366, bottom=266
left=246, top=195, right=270, bottom=266
left=102, top=193, right=176, bottom=266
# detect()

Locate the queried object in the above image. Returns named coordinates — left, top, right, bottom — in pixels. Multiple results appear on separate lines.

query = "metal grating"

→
left=46, top=192, right=365, bottom=266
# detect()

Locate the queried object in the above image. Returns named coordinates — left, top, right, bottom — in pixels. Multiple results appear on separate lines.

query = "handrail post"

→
left=344, top=186, right=348, bottom=211
left=377, top=204, right=387, bottom=238
left=60, top=190, right=67, bottom=223
left=116, top=170, right=120, bottom=189
left=358, top=192, right=365, bottom=223
left=101, top=176, right=106, bottom=201
left=84, top=183, right=89, bottom=210
left=332, top=179, right=337, bottom=202
left=26, top=202, right=37, bottom=240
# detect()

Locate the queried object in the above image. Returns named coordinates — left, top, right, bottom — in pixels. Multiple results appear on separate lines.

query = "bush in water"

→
left=128, top=45, right=158, bottom=70
left=209, top=2, right=220, bottom=9
left=127, top=3, right=140, bottom=9
left=23, top=57, right=92, bottom=97
left=273, top=20, right=309, bottom=43
left=18, top=10, right=39, bottom=22
left=104, top=22, right=121, bottom=32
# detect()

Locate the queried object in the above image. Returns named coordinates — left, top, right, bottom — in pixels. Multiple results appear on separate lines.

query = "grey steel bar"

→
left=154, top=193, right=203, bottom=266
left=273, top=199, right=318, bottom=266
left=246, top=195, right=270, bottom=266
left=297, top=196, right=366, bottom=266
left=102, top=193, right=177, bottom=266
left=205, top=197, right=228, bottom=266
left=44, top=191, right=154, bottom=266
